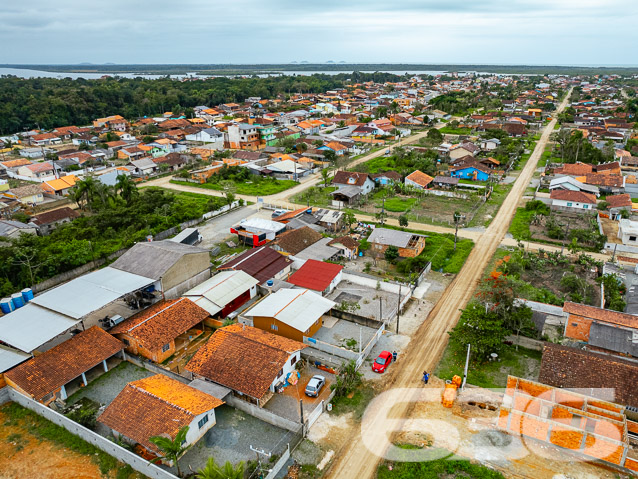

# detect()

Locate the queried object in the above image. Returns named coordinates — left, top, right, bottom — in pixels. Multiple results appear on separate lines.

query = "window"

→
left=271, top=324, right=278, bottom=331
left=566, top=202, right=573, bottom=207
left=122, top=339, right=130, bottom=346
left=198, top=415, right=209, bottom=429
left=291, top=355, right=297, bottom=366
left=162, top=343, right=170, bottom=353
left=630, top=236, right=637, bottom=242
left=583, top=205, right=589, bottom=209
left=277, top=369, right=283, bottom=378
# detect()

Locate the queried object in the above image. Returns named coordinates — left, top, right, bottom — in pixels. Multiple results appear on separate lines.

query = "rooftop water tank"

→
left=0, top=298, right=14, bottom=314
left=21, top=288, right=34, bottom=303
left=11, top=293, right=25, bottom=309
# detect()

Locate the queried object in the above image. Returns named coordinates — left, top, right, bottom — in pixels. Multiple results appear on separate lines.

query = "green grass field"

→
left=170, top=179, right=296, bottom=196
left=379, top=197, right=417, bottom=212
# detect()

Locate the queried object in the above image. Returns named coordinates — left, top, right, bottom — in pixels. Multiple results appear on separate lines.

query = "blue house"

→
left=372, top=171, right=402, bottom=185
left=449, top=161, right=490, bottom=182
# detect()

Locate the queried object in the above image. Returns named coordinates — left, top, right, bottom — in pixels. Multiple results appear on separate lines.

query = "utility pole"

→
left=453, top=212, right=465, bottom=252
left=379, top=297, right=383, bottom=323
left=461, top=343, right=471, bottom=390
left=396, top=282, right=401, bottom=334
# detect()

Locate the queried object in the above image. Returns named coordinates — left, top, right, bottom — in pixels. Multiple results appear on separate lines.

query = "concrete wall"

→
left=224, top=395, right=302, bottom=433
left=506, top=335, right=545, bottom=351
left=303, top=336, right=359, bottom=361
left=163, top=268, right=211, bottom=300
left=124, top=355, right=192, bottom=384
left=516, top=299, right=565, bottom=317
left=1, top=387, right=178, bottom=479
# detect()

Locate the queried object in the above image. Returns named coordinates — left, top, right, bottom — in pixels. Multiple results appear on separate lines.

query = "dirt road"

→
left=323, top=90, right=574, bottom=479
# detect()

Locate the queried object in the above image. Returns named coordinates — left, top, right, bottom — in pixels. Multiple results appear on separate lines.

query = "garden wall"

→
left=0, top=387, right=178, bottom=479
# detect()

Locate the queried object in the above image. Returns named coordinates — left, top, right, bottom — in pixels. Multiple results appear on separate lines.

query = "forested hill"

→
left=0, top=72, right=403, bottom=135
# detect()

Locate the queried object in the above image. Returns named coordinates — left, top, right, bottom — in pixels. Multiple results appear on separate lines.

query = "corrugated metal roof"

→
left=184, top=270, right=259, bottom=315
left=294, top=237, right=340, bottom=262
left=368, top=227, right=425, bottom=248
left=31, top=267, right=155, bottom=319
left=0, top=345, right=30, bottom=373
left=0, top=304, right=80, bottom=353
left=188, top=378, right=232, bottom=400
left=244, top=289, right=335, bottom=333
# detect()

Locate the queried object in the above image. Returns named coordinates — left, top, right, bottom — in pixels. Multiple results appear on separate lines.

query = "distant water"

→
left=0, top=67, right=453, bottom=80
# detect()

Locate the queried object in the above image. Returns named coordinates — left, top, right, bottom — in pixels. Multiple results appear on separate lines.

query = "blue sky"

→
left=2, top=0, right=637, bottom=65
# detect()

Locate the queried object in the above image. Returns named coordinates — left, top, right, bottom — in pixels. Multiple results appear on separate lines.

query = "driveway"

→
left=176, top=405, right=293, bottom=473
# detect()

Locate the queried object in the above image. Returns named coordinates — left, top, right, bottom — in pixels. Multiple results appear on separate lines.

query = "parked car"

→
left=271, top=209, right=287, bottom=219
left=372, top=351, right=392, bottom=373
left=304, top=375, right=326, bottom=397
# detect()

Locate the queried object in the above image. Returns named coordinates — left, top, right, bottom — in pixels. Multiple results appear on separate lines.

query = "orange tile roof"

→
left=405, top=170, right=434, bottom=187
left=564, top=302, right=638, bottom=329
left=605, top=194, right=632, bottom=209
left=5, top=327, right=123, bottom=401
left=110, top=299, right=209, bottom=352
left=98, top=374, right=223, bottom=452
left=41, top=175, right=78, bottom=193
left=555, top=162, right=593, bottom=176
left=549, top=189, right=597, bottom=204
left=186, top=325, right=306, bottom=400
left=1, top=158, right=32, bottom=168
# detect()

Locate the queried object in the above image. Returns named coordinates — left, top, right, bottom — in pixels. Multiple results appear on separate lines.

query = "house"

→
left=330, top=185, right=362, bottom=207
left=4, top=184, right=44, bottom=205
left=40, top=175, right=78, bottom=196
left=313, top=208, right=345, bottom=232
left=183, top=270, right=259, bottom=318
left=449, top=142, right=479, bottom=160
left=29, top=207, right=79, bottom=235
left=98, top=374, right=223, bottom=459
left=368, top=227, right=426, bottom=258
left=185, top=127, right=224, bottom=144
left=242, top=289, right=335, bottom=342
left=554, top=162, right=593, bottom=176
left=0, top=219, right=38, bottom=239
left=581, top=174, right=624, bottom=195
left=230, top=218, right=287, bottom=247
left=17, top=162, right=55, bottom=180
left=287, top=259, right=343, bottom=296
left=111, top=241, right=211, bottom=299
left=480, top=138, right=501, bottom=151
left=110, top=298, right=210, bottom=363
left=405, top=170, right=434, bottom=190
left=186, top=324, right=307, bottom=407
left=332, top=171, right=375, bottom=195
left=270, top=226, right=323, bottom=256
left=563, top=301, right=638, bottom=356
left=226, top=124, right=260, bottom=150
left=218, top=246, right=292, bottom=284
left=605, top=193, right=633, bottom=218
left=549, top=189, right=597, bottom=211
left=548, top=176, right=599, bottom=196
left=292, top=237, right=341, bottom=265
left=128, top=157, right=158, bottom=177
left=0, top=345, right=30, bottom=388
left=617, top=219, right=638, bottom=247
left=539, top=343, right=638, bottom=408
left=449, top=160, right=491, bottom=181
left=372, top=171, right=402, bottom=185
left=327, top=236, right=359, bottom=259
left=479, top=157, right=500, bottom=170
left=4, top=326, right=124, bottom=404
left=432, top=176, right=460, bottom=189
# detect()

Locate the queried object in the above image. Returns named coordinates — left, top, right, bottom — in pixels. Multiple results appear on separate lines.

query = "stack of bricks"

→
left=498, top=376, right=632, bottom=471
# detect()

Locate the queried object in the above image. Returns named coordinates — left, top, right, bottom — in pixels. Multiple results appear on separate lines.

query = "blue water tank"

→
left=21, top=288, right=34, bottom=303
left=266, top=279, right=274, bottom=287
left=11, top=293, right=25, bottom=309
left=0, top=298, right=14, bottom=314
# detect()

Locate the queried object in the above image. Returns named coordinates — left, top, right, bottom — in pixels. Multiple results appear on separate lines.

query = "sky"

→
left=2, top=0, right=638, bottom=66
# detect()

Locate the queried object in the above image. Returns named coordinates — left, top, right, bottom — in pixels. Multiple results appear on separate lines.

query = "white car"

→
left=304, top=375, right=326, bottom=397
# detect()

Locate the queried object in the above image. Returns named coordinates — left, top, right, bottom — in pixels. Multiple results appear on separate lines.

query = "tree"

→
left=398, top=215, right=408, bottom=228
left=225, top=191, right=235, bottom=207
left=70, top=176, right=99, bottom=211
left=323, top=149, right=337, bottom=164
left=384, top=245, right=400, bottom=263
left=343, top=210, right=356, bottom=230
left=331, top=360, right=362, bottom=398
left=296, top=142, right=308, bottom=154
left=149, top=426, right=191, bottom=477
left=115, top=174, right=138, bottom=205
left=426, top=128, right=443, bottom=144
left=196, top=457, right=244, bottom=479
left=448, top=302, right=508, bottom=362
left=321, top=167, right=331, bottom=187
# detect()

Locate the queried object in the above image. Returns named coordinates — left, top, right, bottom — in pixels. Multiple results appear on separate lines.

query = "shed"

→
left=184, top=270, right=259, bottom=317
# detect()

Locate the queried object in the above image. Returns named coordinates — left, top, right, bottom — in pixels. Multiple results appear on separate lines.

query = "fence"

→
left=224, top=395, right=303, bottom=433
left=0, top=387, right=178, bottom=479
left=356, top=322, right=385, bottom=369
left=303, top=336, right=359, bottom=361
left=124, top=355, right=192, bottom=384
left=264, top=444, right=291, bottom=479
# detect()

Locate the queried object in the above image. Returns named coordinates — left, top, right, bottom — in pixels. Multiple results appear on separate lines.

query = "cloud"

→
left=0, top=0, right=636, bottom=65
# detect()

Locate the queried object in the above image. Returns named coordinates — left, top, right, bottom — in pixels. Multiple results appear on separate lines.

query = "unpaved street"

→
left=323, top=90, right=574, bottom=479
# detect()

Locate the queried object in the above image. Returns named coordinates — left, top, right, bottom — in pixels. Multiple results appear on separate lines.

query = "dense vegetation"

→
left=0, top=185, right=224, bottom=296
left=355, top=146, right=438, bottom=176
left=0, top=73, right=402, bottom=134
left=378, top=455, right=504, bottom=479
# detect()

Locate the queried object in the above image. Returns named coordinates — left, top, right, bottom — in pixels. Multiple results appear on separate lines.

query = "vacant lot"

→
left=171, top=178, right=297, bottom=196
left=0, top=403, right=142, bottom=479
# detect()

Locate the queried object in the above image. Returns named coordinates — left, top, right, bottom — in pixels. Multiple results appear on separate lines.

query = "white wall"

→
left=271, top=351, right=302, bottom=392
left=185, top=409, right=217, bottom=445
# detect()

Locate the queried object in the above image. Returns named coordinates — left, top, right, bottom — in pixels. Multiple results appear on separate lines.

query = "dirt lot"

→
left=0, top=405, right=139, bottom=479
left=529, top=211, right=597, bottom=245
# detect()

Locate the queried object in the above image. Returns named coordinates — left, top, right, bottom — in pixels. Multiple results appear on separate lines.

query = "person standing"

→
left=422, top=370, right=430, bottom=384
left=392, top=351, right=397, bottom=362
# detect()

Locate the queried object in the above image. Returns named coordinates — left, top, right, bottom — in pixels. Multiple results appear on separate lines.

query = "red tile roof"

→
left=271, top=227, right=322, bottom=255
left=110, top=298, right=209, bottom=352
left=555, top=162, right=594, bottom=176
left=549, top=189, right=597, bottom=204
left=5, top=327, right=123, bottom=401
left=287, top=259, right=343, bottom=292
left=332, top=171, right=372, bottom=187
left=187, top=325, right=306, bottom=400
left=405, top=170, right=434, bottom=187
left=605, top=194, right=632, bottom=209
left=563, top=302, right=638, bottom=329
left=98, top=374, right=223, bottom=452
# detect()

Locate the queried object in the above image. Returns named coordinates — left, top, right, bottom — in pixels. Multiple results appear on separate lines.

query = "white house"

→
left=98, top=374, right=224, bottom=461
left=549, top=177, right=600, bottom=196
left=480, top=138, right=501, bottom=151
left=185, top=127, right=224, bottom=145
left=332, top=171, right=375, bottom=195
left=549, top=190, right=597, bottom=211
left=618, top=219, right=638, bottom=245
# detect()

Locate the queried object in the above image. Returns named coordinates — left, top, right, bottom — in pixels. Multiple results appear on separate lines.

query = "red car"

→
left=372, top=351, right=392, bottom=373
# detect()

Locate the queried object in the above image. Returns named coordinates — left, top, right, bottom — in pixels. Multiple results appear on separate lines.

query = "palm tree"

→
left=149, top=426, right=191, bottom=477
left=70, top=176, right=99, bottom=211
left=196, top=457, right=244, bottom=479
left=115, top=174, right=138, bottom=205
